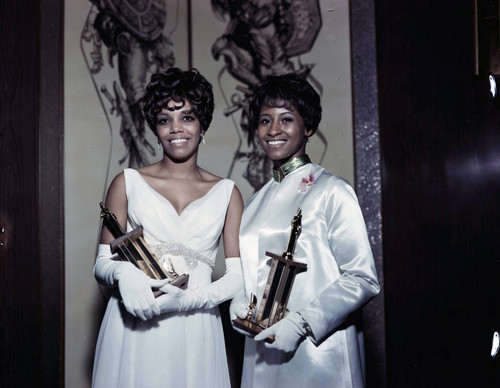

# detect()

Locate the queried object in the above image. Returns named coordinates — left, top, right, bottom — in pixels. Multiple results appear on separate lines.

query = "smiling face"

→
left=256, top=103, right=312, bottom=168
left=156, top=100, right=204, bottom=162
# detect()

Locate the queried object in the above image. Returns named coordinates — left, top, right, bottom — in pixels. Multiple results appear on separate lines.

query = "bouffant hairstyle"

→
left=142, top=68, right=214, bottom=135
left=248, top=73, right=322, bottom=136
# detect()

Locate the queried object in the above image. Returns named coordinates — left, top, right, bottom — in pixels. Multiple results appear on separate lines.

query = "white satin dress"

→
left=92, top=168, right=234, bottom=388
left=239, top=162, right=380, bottom=388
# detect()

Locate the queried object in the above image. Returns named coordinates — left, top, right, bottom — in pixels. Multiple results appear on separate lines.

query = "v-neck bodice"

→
left=123, top=168, right=234, bottom=266
left=133, top=170, right=226, bottom=216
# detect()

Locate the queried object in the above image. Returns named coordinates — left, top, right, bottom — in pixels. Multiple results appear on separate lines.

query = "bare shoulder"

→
left=107, top=171, right=126, bottom=196
left=198, top=169, right=241, bottom=199
left=135, top=162, right=162, bottom=178
left=199, top=168, right=224, bottom=184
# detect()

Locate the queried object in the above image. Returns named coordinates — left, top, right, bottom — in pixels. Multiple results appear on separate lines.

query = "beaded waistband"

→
left=149, top=242, right=214, bottom=271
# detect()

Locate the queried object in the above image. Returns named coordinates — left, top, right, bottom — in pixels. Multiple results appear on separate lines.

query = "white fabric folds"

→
left=239, top=163, right=380, bottom=388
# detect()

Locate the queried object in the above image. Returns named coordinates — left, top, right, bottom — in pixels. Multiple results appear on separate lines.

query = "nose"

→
left=170, top=119, right=183, bottom=133
left=268, top=120, right=281, bottom=136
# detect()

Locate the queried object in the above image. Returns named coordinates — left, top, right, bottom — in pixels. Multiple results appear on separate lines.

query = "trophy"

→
left=233, top=208, right=307, bottom=339
left=99, top=203, right=189, bottom=295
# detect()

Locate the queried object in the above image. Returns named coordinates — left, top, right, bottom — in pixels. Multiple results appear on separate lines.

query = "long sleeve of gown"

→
left=299, top=179, right=380, bottom=345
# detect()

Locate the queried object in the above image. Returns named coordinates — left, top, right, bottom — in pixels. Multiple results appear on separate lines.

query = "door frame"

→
left=39, top=0, right=64, bottom=385
left=350, top=1, right=385, bottom=387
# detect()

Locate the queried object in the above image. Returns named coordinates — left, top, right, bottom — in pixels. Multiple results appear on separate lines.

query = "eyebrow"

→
left=259, top=110, right=296, bottom=117
left=158, top=108, right=194, bottom=115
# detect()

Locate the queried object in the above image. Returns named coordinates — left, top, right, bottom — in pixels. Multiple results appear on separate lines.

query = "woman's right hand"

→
left=115, top=262, right=163, bottom=321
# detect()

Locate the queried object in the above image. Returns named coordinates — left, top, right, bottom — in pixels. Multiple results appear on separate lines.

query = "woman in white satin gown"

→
left=230, top=73, right=380, bottom=388
left=92, top=68, right=244, bottom=388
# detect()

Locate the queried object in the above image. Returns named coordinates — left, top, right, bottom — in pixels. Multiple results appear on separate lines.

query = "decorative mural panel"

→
left=209, top=0, right=325, bottom=191
left=80, top=0, right=189, bottom=189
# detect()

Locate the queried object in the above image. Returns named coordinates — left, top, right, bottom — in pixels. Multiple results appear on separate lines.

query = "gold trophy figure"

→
left=233, top=208, right=307, bottom=339
left=99, top=203, right=189, bottom=295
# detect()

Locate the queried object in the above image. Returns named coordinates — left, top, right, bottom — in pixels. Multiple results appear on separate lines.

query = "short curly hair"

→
left=142, top=68, right=214, bottom=135
left=248, top=73, right=322, bottom=136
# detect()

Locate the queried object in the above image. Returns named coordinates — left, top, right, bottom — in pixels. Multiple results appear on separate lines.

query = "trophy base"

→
left=152, top=273, right=189, bottom=297
left=232, top=317, right=264, bottom=336
left=232, top=318, right=275, bottom=343
left=171, top=273, right=189, bottom=290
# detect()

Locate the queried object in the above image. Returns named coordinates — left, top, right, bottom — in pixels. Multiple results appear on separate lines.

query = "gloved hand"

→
left=229, top=292, right=253, bottom=336
left=230, top=292, right=250, bottom=321
left=155, top=257, right=243, bottom=314
left=93, top=244, right=168, bottom=321
left=116, top=263, right=165, bottom=321
left=254, top=312, right=309, bottom=353
left=155, top=283, right=187, bottom=313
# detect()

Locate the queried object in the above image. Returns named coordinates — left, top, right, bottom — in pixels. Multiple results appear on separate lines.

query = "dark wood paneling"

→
left=376, top=1, right=500, bottom=386
left=0, top=0, right=41, bottom=386
left=1, top=0, right=64, bottom=386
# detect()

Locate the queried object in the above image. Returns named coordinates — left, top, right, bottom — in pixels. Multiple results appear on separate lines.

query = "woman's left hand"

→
left=154, top=283, right=187, bottom=313
left=254, top=312, right=308, bottom=353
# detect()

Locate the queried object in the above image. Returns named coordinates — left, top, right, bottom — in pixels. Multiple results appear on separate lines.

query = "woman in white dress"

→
left=92, top=68, right=244, bottom=388
left=230, top=73, right=380, bottom=388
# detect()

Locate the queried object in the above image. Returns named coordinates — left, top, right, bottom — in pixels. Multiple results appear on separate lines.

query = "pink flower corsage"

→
left=298, top=174, right=315, bottom=193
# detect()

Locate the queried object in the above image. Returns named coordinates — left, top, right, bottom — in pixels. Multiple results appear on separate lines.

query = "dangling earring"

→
left=306, top=136, right=310, bottom=144
left=201, top=135, right=206, bottom=145
left=157, top=139, right=161, bottom=149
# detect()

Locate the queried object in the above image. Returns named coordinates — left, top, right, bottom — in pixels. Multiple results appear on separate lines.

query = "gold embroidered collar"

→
left=273, top=154, right=311, bottom=183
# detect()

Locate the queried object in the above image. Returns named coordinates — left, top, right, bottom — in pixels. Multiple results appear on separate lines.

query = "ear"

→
left=305, top=128, right=313, bottom=137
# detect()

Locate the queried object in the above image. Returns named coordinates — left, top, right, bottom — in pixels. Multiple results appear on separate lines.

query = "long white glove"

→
left=229, top=292, right=253, bottom=336
left=94, top=244, right=168, bottom=321
left=155, top=257, right=243, bottom=314
left=254, top=312, right=311, bottom=353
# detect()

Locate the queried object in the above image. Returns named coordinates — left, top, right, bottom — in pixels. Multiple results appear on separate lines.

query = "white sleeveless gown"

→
left=92, top=168, right=234, bottom=388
